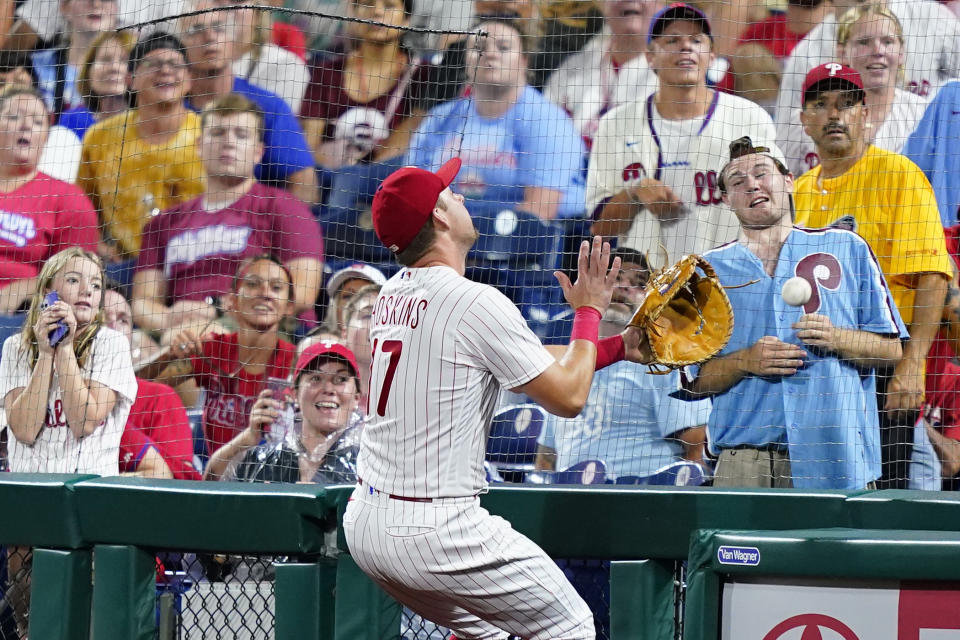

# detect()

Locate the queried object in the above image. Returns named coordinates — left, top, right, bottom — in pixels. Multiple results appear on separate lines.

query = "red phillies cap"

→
left=293, top=341, right=360, bottom=382
left=372, top=157, right=462, bottom=254
left=802, top=62, right=864, bottom=105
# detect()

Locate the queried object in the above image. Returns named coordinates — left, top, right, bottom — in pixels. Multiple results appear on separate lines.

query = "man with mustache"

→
left=794, top=62, right=952, bottom=489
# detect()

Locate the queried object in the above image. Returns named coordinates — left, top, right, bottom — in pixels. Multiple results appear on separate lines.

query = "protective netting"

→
left=1, top=0, right=960, bottom=635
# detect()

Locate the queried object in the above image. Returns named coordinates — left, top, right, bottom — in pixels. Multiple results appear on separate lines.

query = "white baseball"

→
left=781, top=277, right=812, bottom=307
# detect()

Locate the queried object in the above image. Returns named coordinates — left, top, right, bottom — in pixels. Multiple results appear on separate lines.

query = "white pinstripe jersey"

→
left=357, top=266, right=555, bottom=498
left=586, top=91, right=776, bottom=268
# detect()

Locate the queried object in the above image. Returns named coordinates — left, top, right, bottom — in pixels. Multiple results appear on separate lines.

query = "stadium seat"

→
left=486, top=403, right=548, bottom=482
left=0, top=315, right=23, bottom=357
left=553, top=459, right=608, bottom=485
left=104, top=258, right=137, bottom=298
left=318, top=158, right=403, bottom=267
left=463, top=202, right=567, bottom=339
left=614, top=461, right=710, bottom=487
left=466, top=202, right=563, bottom=270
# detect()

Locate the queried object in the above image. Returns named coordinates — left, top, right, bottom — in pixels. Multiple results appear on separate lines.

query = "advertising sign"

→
left=721, top=580, right=960, bottom=640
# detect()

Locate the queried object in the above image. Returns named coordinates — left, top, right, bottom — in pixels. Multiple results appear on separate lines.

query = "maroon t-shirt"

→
left=300, top=52, right=433, bottom=140
left=135, top=183, right=323, bottom=305
left=0, top=172, right=98, bottom=288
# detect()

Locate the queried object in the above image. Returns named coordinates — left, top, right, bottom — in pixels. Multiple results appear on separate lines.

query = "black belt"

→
left=727, top=442, right=788, bottom=453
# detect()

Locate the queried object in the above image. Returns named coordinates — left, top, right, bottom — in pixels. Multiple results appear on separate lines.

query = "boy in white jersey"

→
left=344, top=157, right=651, bottom=640
left=587, top=3, right=775, bottom=268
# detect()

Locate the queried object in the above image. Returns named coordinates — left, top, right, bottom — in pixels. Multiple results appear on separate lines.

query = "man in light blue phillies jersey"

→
left=537, top=301, right=712, bottom=479
left=683, top=137, right=907, bottom=490
left=903, top=80, right=960, bottom=228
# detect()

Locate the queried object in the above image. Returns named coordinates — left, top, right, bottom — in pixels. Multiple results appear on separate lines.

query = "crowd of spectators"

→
left=5, top=0, right=960, bottom=633
left=2, top=0, right=960, bottom=502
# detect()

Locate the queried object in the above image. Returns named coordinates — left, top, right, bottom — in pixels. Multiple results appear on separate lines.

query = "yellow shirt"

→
left=78, top=110, right=205, bottom=257
left=794, top=145, right=951, bottom=325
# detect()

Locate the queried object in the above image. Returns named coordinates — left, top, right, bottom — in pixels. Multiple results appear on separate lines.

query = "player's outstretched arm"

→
left=514, top=237, right=620, bottom=418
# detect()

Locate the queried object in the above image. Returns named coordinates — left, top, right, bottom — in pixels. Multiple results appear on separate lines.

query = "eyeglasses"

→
left=137, top=58, right=186, bottom=72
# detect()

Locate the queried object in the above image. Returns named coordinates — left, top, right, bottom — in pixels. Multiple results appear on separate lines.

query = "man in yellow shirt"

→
left=78, top=32, right=205, bottom=260
left=794, top=62, right=950, bottom=489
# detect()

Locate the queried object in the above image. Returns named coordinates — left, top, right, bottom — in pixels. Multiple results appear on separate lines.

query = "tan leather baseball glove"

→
left=628, top=254, right=734, bottom=371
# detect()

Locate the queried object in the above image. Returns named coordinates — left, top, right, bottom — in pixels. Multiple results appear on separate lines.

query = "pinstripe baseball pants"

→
left=344, top=484, right=595, bottom=640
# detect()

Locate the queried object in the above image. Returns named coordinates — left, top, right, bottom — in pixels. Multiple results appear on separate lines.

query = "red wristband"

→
left=595, top=334, right=625, bottom=370
left=570, top=306, right=602, bottom=345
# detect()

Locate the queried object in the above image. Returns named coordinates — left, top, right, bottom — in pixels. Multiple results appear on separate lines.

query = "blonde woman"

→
left=778, top=2, right=927, bottom=176
left=0, top=247, right=137, bottom=476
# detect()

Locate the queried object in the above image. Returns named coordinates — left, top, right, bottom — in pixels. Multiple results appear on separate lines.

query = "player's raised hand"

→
left=740, top=336, right=806, bottom=377
left=555, top=235, right=621, bottom=315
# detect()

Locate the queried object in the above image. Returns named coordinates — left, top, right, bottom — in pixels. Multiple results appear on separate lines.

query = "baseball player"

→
left=686, top=137, right=907, bottom=489
left=587, top=3, right=775, bottom=269
left=343, top=157, right=650, bottom=640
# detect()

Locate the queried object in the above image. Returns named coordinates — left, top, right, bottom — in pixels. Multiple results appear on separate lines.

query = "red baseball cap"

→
left=293, top=341, right=360, bottom=382
left=802, top=62, right=864, bottom=105
left=372, top=157, right=462, bottom=254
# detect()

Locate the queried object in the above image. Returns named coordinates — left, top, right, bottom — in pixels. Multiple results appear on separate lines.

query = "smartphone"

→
left=41, top=291, right=69, bottom=347
left=264, top=376, right=294, bottom=445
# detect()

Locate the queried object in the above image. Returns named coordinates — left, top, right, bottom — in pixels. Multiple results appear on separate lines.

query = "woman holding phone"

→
left=1, top=246, right=137, bottom=475
left=0, top=246, right=137, bottom=638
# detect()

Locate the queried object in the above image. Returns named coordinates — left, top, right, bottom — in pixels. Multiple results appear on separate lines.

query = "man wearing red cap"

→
left=343, top=157, right=650, bottom=639
left=794, top=62, right=952, bottom=489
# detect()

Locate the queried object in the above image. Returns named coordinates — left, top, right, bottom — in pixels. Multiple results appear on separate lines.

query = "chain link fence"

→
left=3, top=545, right=684, bottom=639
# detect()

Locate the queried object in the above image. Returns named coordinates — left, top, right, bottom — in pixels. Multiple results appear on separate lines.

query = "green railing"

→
left=6, top=475, right=960, bottom=639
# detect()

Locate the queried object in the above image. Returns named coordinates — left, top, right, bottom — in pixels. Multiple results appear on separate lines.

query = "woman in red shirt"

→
left=0, top=86, right=97, bottom=316
left=143, top=255, right=297, bottom=454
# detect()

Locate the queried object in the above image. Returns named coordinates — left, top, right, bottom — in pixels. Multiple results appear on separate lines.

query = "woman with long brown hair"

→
left=299, top=0, right=431, bottom=168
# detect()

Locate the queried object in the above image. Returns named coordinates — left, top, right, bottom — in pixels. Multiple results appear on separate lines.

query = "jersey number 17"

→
left=369, top=338, right=403, bottom=417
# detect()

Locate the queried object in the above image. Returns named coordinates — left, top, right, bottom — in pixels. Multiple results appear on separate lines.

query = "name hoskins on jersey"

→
left=372, top=293, right=429, bottom=330
left=358, top=267, right=555, bottom=498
